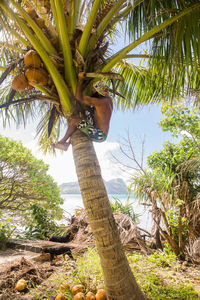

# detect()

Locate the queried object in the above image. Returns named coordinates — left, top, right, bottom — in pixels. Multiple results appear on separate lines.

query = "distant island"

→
left=60, top=178, right=128, bottom=194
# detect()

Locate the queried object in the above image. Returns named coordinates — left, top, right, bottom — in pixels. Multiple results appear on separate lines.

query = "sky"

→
left=0, top=104, right=174, bottom=186
left=0, top=19, right=175, bottom=187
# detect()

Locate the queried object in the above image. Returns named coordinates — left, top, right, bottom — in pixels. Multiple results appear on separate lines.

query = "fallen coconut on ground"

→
left=72, top=284, right=85, bottom=295
left=15, top=279, right=27, bottom=291
left=73, top=292, right=85, bottom=300
left=95, top=289, right=107, bottom=300
left=85, top=291, right=96, bottom=300
left=55, top=293, right=66, bottom=300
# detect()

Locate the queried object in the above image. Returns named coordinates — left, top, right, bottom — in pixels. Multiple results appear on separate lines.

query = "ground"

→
left=0, top=247, right=200, bottom=300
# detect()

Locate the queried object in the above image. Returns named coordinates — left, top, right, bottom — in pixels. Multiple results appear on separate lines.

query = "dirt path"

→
left=0, top=249, right=37, bottom=268
left=0, top=249, right=65, bottom=300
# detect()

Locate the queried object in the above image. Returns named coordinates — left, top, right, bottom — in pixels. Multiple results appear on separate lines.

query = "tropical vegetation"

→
left=30, top=248, right=200, bottom=300
left=0, top=0, right=200, bottom=299
left=0, top=134, right=63, bottom=245
left=130, top=104, right=200, bottom=259
left=0, top=134, right=63, bottom=215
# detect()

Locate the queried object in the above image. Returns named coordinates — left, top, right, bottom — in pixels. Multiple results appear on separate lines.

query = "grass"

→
left=30, top=248, right=200, bottom=299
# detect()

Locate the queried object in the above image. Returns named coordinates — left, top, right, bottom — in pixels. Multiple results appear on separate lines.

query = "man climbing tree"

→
left=53, top=72, right=113, bottom=151
left=0, top=0, right=200, bottom=299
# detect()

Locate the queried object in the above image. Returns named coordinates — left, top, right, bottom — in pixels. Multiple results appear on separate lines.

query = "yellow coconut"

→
left=85, top=291, right=96, bottom=300
left=12, top=74, right=28, bottom=91
left=25, top=68, right=49, bottom=86
left=24, top=50, right=41, bottom=68
left=72, top=284, right=85, bottom=295
left=15, top=279, right=27, bottom=291
left=25, top=7, right=37, bottom=19
left=35, top=17, right=45, bottom=29
left=95, top=289, right=107, bottom=300
left=73, top=292, right=85, bottom=300
left=55, top=293, right=66, bottom=300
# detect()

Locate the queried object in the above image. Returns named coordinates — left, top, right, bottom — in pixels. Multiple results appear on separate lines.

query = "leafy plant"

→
left=0, top=218, right=16, bottom=249
left=147, top=250, right=176, bottom=268
left=0, top=134, right=64, bottom=219
left=166, top=209, right=189, bottom=245
left=31, top=248, right=200, bottom=299
left=130, top=103, right=200, bottom=257
left=111, top=197, right=139, bottom=222
left=24, top=204, right=64, bottom=239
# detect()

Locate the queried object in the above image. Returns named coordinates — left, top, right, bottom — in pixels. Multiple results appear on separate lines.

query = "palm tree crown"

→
left=0, top=0, right=199, bottom=151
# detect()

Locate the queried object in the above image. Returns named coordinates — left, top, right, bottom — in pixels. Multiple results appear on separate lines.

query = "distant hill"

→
left=60, top=178, right=128, bottom=194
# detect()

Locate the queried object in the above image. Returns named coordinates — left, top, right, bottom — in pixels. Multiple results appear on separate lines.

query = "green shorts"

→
left=77, top=120, right=107, bottom=142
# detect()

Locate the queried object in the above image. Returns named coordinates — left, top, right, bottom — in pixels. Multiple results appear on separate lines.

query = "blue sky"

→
left=0, top=102, right=174, bottom=185
left=0, top=23, right=175, bottom=186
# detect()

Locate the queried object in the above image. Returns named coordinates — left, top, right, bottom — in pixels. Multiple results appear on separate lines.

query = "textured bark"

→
left=71, top=130, right=147, bottom=300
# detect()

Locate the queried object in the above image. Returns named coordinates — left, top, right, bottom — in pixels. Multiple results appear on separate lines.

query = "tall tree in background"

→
left=0, top=134, right=63, bottom=217
left=0, top=1, right=200, bottom=299
left=131, top=104, right=200, bottom=258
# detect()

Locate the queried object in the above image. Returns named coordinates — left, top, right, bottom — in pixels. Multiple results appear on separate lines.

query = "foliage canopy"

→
left=0, top=134, right=63, bottom=218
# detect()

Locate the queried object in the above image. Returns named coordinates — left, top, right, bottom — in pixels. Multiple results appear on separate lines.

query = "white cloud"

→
left=0, top=123, right=131, bottom=185
left=24, top=139, right=123, bottom=185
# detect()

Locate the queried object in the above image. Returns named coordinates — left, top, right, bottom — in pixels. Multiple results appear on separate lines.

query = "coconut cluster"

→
left=11, top=1, right=112, bottom=94
left=11, top=50, right=49, bottom=91
left=55, top=284, right=107, bottom=300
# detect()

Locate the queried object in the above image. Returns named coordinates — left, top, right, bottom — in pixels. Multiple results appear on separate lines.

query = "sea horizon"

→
left=61, top=193, right=152, bottom=231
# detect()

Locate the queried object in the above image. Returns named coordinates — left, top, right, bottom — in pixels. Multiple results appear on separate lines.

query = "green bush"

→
left=166, top=209, right=189, bottom=245
left=24, top=204, right=64, bottom=239
left=111, top=197, right=139, bottom=222
left=0, top=218, right=15, bottom=249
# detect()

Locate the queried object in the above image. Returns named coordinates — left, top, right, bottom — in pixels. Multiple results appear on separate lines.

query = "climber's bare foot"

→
left=52, top=141, right=70, bottom=151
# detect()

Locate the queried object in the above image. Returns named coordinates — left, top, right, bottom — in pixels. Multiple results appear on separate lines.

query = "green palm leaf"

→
left=36, top=106, right=62, bottom=154
left=125, top=0, right=200, bottom=94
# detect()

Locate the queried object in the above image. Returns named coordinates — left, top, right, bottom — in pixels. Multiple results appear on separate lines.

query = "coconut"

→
left=15, top=279, right=27, bottom=291
left=25, top=7, right=37, bottom=19
left=72, top=284, right=85, bottom=295
left=25, top=68, right=49, bottom=86
left=55, top=293, right=66, bottom=300
left=95, top=289, right=107, bottom=300
left=24, top=50, right=41, bottom=68
left=35, top=17, right=45, bottom=29
left=85, top=291, right=96, bottom=300
left=73, top=292, right=85, bottom=300
left=12, top=74, right=28, bottom=91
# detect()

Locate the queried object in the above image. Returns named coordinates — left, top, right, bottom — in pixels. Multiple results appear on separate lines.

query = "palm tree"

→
left=0, top=1, right=200, bottom=299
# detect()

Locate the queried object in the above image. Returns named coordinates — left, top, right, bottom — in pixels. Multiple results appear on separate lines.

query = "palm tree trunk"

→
left=71, top=130, right=146, bottom=300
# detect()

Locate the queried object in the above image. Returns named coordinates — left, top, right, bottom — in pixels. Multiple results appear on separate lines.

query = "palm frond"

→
left=86, top=0, right=126, bottom=56
left=113, top=59, right=184, bottom=109
left=0, top=83, right=39, bottom=127
left=103, top=2, right=200, bottom=72
left=126, top=0, right=200, bottom=82
left=36, top=106, right=62, bottom=154
left=78, top=0, right=102, bottom=57
left=0, top=8, right=30, bottom=48
left=178, top=158, right=200, bottom=174
left=0, top=59, right=23, bottom=86
left=48, top=105, right=58, bottom=137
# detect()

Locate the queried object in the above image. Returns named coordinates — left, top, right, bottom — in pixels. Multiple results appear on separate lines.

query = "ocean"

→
left=61, top=194, right=152, bottom=231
